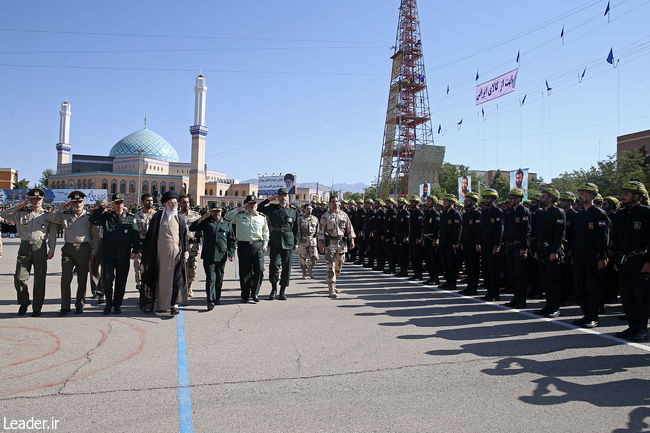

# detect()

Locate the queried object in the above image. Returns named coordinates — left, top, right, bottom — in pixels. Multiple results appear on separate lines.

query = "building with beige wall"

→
left=0, top=168, right=18, bottom=189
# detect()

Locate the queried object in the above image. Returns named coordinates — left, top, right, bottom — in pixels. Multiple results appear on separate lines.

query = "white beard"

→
left=164, top=206, right=178, bottom=221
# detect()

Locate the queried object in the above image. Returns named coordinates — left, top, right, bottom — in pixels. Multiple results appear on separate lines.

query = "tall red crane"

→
left=377, top=0, right=436, bottom=198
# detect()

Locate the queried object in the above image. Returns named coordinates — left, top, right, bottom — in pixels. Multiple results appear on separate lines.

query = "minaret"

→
left=189, top=74, right=208, bottom=203
left=56, top=101, right=71, bottom=171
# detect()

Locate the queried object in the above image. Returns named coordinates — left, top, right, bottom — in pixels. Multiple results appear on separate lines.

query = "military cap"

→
left=482, top=188, right=499, bottom=198
left=465, top=192, right=480, bottom=202
left=429, top=195, right=441, bottom=205
left=397, top=197, right=408, bottom=204
left=577, top=182, right=599, bottom=194
left=356, top=199, right=364, bottom=205
left=161, top=190, right=179, bottom=204
left=560, top=191, right=576, bottom=202
left=408, top=196, right=420, bottom=203
left=111, top=192, right=125, bottom=202
left=542, top=187, right=560, bottom=201
left=442, top=193, right=457, bottom=202
left=529, top=191, right=541, bottom=200
left=508, top=189, right=524, bottom=198
left=604, top=196, right=619, bottom=209
left=243, top=194, right=257, bottom=204
left=387, top=198, right=397, bottom=205
left=277, top=187, right=288, bottom=195
left=621, top=181, right=646, bottom=193
left=96, top=199, right=107, bottom=206
left=523, top=199, right=531, bottom=205
left=27, top=188, right=45, bottom=199
left=68, top=190, right=86, bottom=202
left=376, top=199, right=385, bottom=205
left=341, top=199, right=347, bottom=204
left=210, top=203, right=221, bottom=211
left=364, top=198, right=374, bottom=204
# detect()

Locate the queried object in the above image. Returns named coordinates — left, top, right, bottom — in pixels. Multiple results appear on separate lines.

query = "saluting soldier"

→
left=439, top=194, right=462, bottom=289
left=89, top=193, right=140, bottom=315
left=179, top=194, right=201, bottom=301
left=1, top=188, right=57, bottom=316
left=258, top=187, right=300, bottom=300
left=502, top=189, right=531, bottom=309
left=298, top=203, right=320, bottom=279
left=408, top=197, right=425, bottom=280
left=224, top=195, right=270, bottom=303
left=571, top=183, right=610, bottom=328
left=48, top=191, right=97, bottom=315
left=190, top=204, right=236, bottom=310
left=460, top=192, right=481, bottom=295
left=423, top=196, right=441, bottom=285
left=134, top=193, right=155, bottom=312
left=395, top=197, right=411, bottom=277
left=318, top=196, right=355, bottom=298
left=532, top=188, right=565, bottom=318
left=612, top=181, right=650, bottom=342
left=479, top=188, right=503, bottom=301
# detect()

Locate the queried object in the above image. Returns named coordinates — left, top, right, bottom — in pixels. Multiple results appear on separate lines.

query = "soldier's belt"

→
left=271, top=227, right=289, bottom=233
left=21, top=240, right=43, bottom=245
left=66, top=242, right=89, bottom=248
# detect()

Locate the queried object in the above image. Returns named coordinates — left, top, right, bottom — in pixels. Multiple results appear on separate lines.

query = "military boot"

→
left=328, top=283, right=338, bottom=298
left=278, top=286, right=287, bottom=301
left=269, top=283, right=277, bottom=300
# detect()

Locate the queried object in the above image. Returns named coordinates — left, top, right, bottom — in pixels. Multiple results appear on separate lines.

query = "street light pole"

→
left=136, top=148, right=144, bottom=207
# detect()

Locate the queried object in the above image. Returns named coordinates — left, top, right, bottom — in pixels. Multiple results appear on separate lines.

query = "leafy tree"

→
left=13, top=179, right=29, bottom=189
left=490, top=175, right=510, bottom=199
left=37, top=168, right=55, bottom=188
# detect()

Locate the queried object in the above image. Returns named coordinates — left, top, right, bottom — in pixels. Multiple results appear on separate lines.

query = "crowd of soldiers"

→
left=1, top=180, right=648, bottom=343
left=334, top=181, right=649, bottom=343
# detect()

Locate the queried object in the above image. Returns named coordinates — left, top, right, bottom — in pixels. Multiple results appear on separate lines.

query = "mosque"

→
left=48, top=75, right=251, bottom=207
left=48, top=74, right=327, bottom=208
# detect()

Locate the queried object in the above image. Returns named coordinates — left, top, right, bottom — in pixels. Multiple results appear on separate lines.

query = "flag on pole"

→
left=475, top=70, right=479, bottom=81
left=144, top=115, right=147, bottom=129
left=606, top=48, right=614, bottom=64
left=457, top=119, right=463, bottom=129
left=579, top=67, right=586, bottom=82
left=560, top=25, right=565, bottom=45
left=545, top=80, right=552, bottom=95
left=604, top=1, right=610, bottom=22
left=516, top=50, right=520, bottom=64
left=437, top=124, right=442, bottom=134
left=446, top=85, right=450, bottom=95
left=520, top=93, right=527, bottom=106
left=481, top=107, right=485, bottom=119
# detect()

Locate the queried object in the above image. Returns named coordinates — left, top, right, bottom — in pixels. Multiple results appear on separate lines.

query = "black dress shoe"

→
left=214, top=300, right=221, bottom=305
left=207, top=302, right=215, bottom=311
left=459, top=288, right=477, bottom=296
left=616, top=314, right=628, bottom=321
left=31, top=311, right=42, bottom=317
left=113, top=306, right=122, bottom=314
left=354, top=261, right=363, bottom=265
left=438, top=283, right=449, bottom=289
left=483, top=295, right=495, bottom=301
left=384, top=269, right=394, bottom=274
left=268, top=290, right=276, bottom=301
left=572, top=317, right=588, bottom=326
left=103, top=306, right=111, bottom=315
left=396, top=272, right=408, bottom=277
left=625, top=332, right=649, bottom=342
left=171, top=306, right=179, bottom=316
left=97, top=295, right=105, bottom=305
left=534, top=308, right=550, bottom=316
left=423, top=280, right=436, bottom=286
left=615, top=328, right=635, bottom=338
left=75, top=307, right=84, bottom=315
left=18, top=302, right=31, bottom=316
left=545, top=310, right=561, bottom=318
left=58, top=309, right=71, bottom=317
left=241, top=298, right=249, bottom=303
left=582, top=320, right=599, bottom=329
left=252, top=296, right=260, bottom=303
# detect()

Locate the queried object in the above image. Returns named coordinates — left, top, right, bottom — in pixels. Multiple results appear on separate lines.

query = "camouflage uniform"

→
left=319, top=209, right=356, bottom=297
left=134, top=208, right=155, bottom=309
left=181, top=209, right=201, bottom=298
left=299, top=214, right=319, bottom=278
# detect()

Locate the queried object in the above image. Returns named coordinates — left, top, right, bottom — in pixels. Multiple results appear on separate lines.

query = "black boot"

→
left=278, top=286, right=287, bottom=301
left=269, top=284, right=277, bottom=300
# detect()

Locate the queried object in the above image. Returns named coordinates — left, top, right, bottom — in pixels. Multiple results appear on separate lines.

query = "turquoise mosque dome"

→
left=109, top=128, right=180, bottom=162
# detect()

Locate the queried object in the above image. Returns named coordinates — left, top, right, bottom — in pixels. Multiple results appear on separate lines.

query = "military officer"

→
left=298, top=203, right=320, bottom=279
left=422, top=196, right=441, bottom=285
left=190, top=204, right=236, bottom=310
left=353, top=199, right=367, bottom=265
left=439, top=194, right=462, bottom=289
left=383, top=198, right=398, bottom=274
left=479, top=188, right=503, bottom=301
left=408, top=196, right=425, bottom=280
left=89, top=200, right=105, bottom=303
left=460, top=192, right=481, bottom=295
left=363, top=199, right=377, bottom=268
left=134, top=193, right=155, bottom=312
left=318, top=196, right=356, bottom=298
left=503, top=189, right=531, bottom=309
left=373, top=200, right=387, bottom=271
left=48, top=191, right=96, bottom=315
left=89, top=193, right=140, bottom=315
left=179, top=194, right=201, bottom=301
left=224, top=195, right=270, bottom=303
left=559, top=191, right=578, bottom=304
left=395, top=197, right=410, bottom=277
left=612, top=181, right=650, bottom=342
left=345, top=200, right=357, bottom=262
left=258, top=187, right=300, bottom=300
left=1, top=188, right=57, bottom=316
left=532, top=188, right=566, bottom=318
left=571, top=183, right=610, bottom=328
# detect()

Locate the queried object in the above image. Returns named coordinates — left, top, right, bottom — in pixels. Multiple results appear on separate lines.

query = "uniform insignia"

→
left=490, top=218, right=495, bottom=223
left=475, top=219, right=480, bottom=224
left=556, top=219, right=563, bottom=224
left=447, top=220, right=452, bottom=224
left=598, top=221, right=606, bottom=227
left=401, top=218, right=404, bottom=222
left=124, top=229, right=128, bottom=233
left=634, top=221, right=642, bottom=230
left=469, top=220, right=473, bottom=225
left=454, top=219, right=459, bottom=223
left=522, top=217, right=529, bottom=221
left=515, top=217, right=520, bottom=223
left=496, top=217, right=500, bottom=221
left=587, top=222, right=594, bottom=230
left=436, top=217, right=440, bottom=221
left=429, top=218, right=433, bottom=223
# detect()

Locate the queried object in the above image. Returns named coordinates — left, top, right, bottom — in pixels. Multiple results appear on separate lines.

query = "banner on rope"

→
left=475, top=68, right=518, bottom=105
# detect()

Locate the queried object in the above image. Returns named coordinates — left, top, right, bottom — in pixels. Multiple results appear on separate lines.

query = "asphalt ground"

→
left=0, top=238, right=649, bottom=433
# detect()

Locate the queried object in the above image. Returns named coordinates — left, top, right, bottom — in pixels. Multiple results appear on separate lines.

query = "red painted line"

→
left=0, top=326, right=62, bottom=367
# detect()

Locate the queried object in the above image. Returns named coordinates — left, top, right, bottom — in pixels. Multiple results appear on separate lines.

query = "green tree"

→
left=37, top=168, right=55, bottom=188
left=13, top=179, right=29, bottom=189
left=490, top=172, right=510, bottom=199
left=438, top=162, right=471, bottom=195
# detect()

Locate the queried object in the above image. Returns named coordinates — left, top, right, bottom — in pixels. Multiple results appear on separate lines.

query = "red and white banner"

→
left=475, top=68, right=518, bottom=105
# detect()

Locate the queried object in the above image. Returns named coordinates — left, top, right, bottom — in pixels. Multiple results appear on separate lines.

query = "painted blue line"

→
left=177, top=308, right=194, bottom=433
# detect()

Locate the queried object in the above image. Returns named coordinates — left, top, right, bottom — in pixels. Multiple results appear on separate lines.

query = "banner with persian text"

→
left=475, top=68, right=518, bottom=105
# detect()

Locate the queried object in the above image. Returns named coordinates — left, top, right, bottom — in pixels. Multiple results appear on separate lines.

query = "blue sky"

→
left=1, top=0, right=649, bottom=186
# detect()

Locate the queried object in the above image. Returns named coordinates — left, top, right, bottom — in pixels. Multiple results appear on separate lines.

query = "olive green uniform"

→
left=1, top=205, right=57, bottom=313
left=48, top=208, right=97, bottom=310
left=258, top=199, right=300, bottom=289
